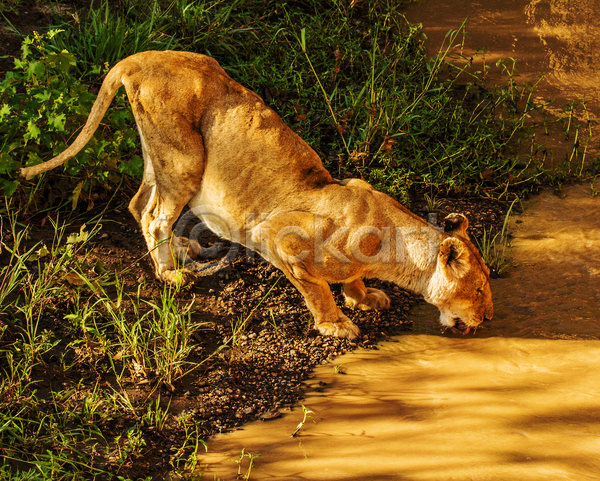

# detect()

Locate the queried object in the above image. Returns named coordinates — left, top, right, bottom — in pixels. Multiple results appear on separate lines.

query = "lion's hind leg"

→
left=128, top=125, right=204, bottom=285
left=343, top=279, right=390, bottom=311
left=130, top=184, right=193, bottom=285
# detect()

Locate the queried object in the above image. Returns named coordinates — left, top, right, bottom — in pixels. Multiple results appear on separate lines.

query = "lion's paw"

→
left=345, top=288, right=390, bottom=311
left=160, top=269, right=194, bottom=286
left=316, top=318, right=361, bottom=340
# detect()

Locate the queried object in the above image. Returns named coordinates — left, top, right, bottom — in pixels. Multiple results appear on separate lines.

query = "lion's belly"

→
left=188, top=169, right=276, bottom=250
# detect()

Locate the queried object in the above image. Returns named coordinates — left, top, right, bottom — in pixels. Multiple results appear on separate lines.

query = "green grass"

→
left=0, top=210, right=219, bottom=479
left=1, top=0, right=597, bottom=205
left=475, top=197, right=519, bottom=276
left=229, top=277, right=281, bottom=347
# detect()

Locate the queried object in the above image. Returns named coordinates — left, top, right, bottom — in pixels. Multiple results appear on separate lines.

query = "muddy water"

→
left=412, top=181, right=600, bottom=341
left=200, top=183, right=600, bottom=479
left=200, top=340, right=600, bottom=480
left=198, top=3, right=600, bottom=479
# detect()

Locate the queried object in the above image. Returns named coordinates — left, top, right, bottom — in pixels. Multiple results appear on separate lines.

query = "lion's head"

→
left=425, top=214, right=494, bottom=334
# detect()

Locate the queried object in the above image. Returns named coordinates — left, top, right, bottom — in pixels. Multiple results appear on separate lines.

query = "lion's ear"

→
left=444, top=213, right=470, bottom=240
left=438, top=237, right=471, bottom=279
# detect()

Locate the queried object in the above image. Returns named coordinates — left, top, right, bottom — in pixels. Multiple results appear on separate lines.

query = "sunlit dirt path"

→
left=404, top=0, right=600, bottom=114
left=405, top=0, right=600, bottom=169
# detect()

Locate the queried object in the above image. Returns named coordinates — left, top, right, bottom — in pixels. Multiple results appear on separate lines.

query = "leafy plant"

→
left=170, top=412, right=207, bottom=472
left=235, top=448, right=260, bottom=480
left=291, top=404, right=315, bottom=437
left=424, top=191, right=445, bottom=213
left=0, top=30, right=140, bottom=201
left=142, top=395, right=171, bottom=431
left=0, top=209, right=231, bottom=479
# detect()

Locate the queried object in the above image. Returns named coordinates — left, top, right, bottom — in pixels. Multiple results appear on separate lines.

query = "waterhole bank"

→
left=199, top=181, right=600, bottom=480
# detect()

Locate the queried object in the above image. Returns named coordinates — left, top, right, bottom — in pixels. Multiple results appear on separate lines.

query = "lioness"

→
left=21, top=51, right=493, bottom=339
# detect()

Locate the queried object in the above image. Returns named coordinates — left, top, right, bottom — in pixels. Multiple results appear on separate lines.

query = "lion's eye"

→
left=476, top=287, right=484, bottom=294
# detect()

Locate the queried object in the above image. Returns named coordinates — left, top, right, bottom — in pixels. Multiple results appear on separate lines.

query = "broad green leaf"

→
left=119, top=155, right=144, bottom=178
left=51, top=50, right=76, bottom=75
left=67, top=223, right=89, bottom=244
left=27, top=60, right=45, bottom=81
left=93, top=260, right=107, bottom=274
left=47, top=113, right=66, bottom=132
left=28, top=244, right=50, bottom=261
left=46, top=29, right=65, bottom=40
left=0, top=153, right=18, bottom=174
left=20, top=41, right=31, bottom=59
left=0, top=104, right=10, bottom=121
left=0, top=178, right=19, bottom=196
left=24, top=120, right=41, bottom=142
left=34, top=90, right=52, bottom=102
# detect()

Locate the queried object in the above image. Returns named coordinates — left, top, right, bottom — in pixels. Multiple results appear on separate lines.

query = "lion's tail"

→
left=20, top=64, right=126, bottom=179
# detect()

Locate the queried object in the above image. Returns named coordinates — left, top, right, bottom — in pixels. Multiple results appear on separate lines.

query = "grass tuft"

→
left=475, top=198, right=518, bottom=276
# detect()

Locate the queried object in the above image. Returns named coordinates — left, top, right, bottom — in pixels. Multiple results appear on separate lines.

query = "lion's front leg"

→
left=290, top=275, right=361, bottom=340
left=317, top=311, right=361, bottom=339
left=343, top=279, right=390, bottom=311
left=254, top=213, right=361, bottom=340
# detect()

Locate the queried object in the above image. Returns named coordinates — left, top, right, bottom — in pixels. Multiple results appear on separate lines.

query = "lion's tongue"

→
left=452, top=321, right=471, bottom=335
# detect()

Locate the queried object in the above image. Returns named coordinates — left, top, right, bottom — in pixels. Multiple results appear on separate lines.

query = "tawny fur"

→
left=21, top=51, right=493, bottom=339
